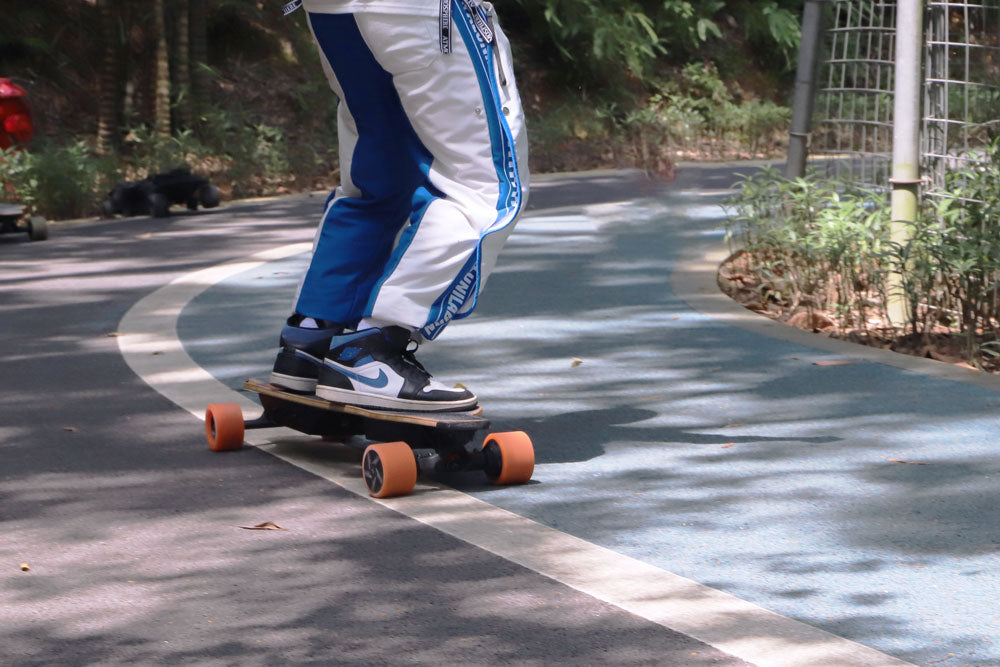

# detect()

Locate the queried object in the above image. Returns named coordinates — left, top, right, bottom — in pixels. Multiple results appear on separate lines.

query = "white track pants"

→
left=294, top=3, right=529, bottom=340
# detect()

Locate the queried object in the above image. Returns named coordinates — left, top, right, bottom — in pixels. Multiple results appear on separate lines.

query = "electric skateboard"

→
left=204, top=378, right=534, bottom=498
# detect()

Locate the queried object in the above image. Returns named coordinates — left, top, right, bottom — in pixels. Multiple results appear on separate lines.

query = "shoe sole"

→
left=270, top=372, right=318, bottom=393
left=315, top=384, right=477, bottom=412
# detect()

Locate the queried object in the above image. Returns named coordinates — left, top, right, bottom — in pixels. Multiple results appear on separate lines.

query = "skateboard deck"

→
left=244, top=377, right=489, bottom=434
left=203, top=378, right=534, bottom=498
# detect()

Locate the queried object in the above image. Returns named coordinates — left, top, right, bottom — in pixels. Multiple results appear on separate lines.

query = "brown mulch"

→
left=717, top=252, right=1000, bottom=374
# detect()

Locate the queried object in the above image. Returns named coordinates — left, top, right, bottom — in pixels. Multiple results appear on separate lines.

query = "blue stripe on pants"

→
left=419, top=1, right=523, bottom=340
left=294, top=12, right=439, bottom=325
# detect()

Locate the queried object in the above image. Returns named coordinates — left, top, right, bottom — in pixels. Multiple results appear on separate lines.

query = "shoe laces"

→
left=402, top=339, right=429, bottom=376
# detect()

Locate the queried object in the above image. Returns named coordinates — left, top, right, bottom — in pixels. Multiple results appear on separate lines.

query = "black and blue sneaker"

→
left=270, top=314, right=344, bottom=392
left=316, top=326, right=477, bottom=412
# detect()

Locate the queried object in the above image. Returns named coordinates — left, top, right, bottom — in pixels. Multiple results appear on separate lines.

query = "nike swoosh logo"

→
left=324, top=360, right=390, bottom=389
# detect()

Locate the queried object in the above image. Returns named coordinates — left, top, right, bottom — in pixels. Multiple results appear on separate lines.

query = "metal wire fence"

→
left=923, top=0, right=1000, bottom=201
left=809, top=0, right=1000, bottom=197
left=812, top=0, right=896, bottom=188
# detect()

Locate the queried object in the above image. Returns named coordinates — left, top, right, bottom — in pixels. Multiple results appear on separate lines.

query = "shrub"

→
left=726, top=141, right=1000, bottom=366
left=1, top=141, right=114, bottom=219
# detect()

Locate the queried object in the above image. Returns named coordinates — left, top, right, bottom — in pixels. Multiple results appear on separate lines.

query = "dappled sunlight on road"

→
left=12, top=167, right=998, bottom=665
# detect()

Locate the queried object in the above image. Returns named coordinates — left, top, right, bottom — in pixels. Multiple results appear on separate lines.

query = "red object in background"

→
left=0, top=78, right=34, bottom=150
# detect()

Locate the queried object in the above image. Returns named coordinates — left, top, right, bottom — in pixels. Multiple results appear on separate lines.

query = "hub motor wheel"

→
left=362, top=442, right=417, bottom=498
left=205, top=403, right=245, bottom=451
left=482, top=431, right=534, bottom=485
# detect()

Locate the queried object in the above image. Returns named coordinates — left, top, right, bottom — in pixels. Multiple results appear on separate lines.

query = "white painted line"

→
left=118, top=243, right=312, bottom=419
left=118, top=243, right=915, bottom=667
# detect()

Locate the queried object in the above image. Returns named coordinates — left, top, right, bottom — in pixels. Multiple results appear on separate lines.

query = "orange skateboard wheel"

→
left=362, top=441, right=417, bottom=498
left=483, top=431, right=534, bottom=485
left=205, top=403, right=245, bottom=451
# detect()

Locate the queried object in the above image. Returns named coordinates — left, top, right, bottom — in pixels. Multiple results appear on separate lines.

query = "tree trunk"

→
left=153, top=0, right=171, bottom=138
left=95, top=0, right=120, bottom=155
left=174, top=0, right=191, bottom=130
left=189, top=0, right=208, bottom=117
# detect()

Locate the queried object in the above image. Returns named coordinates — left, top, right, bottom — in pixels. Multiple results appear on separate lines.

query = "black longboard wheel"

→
left=362, top=441, right=417, bottom=498
left=27, top=216, right=47, bottom=241
left=205, top=403, right=245, bottom=451
left=483, top=431, right=535, bottom=485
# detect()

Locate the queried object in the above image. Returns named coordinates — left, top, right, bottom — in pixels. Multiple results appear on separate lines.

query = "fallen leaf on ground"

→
left=570, top=358, right=583, bottom=367
left=240, top=522, right=286, bottom=531
left=788, top=311, right=835, bottom=331
left=888, top=458, right=929, bottom=465
left=812, top=360, right=858, bottom=366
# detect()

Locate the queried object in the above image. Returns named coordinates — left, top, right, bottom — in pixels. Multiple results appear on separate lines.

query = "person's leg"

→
left=294, top=11, right=435, bottom=326
left=315, top=6, right=528, bottom=410
left=352, top=3, right=530, bottom=341
left=282, top=4, right=529, bottom=409
left=271, top=10, right=434, bottom=391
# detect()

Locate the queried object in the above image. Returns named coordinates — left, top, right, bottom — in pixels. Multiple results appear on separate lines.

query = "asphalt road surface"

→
left=6, top=165, right=997, bottom=666
left=2, top=172, right=753, bottom=666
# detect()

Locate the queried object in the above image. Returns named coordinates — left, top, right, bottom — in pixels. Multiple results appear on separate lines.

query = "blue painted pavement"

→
left=179, top=165, right=1000, bottom=666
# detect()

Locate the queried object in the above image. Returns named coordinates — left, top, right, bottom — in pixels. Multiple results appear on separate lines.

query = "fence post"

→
left=785, top=0, right=827, bottom=179
left=888, top=0, right=924, bottom=326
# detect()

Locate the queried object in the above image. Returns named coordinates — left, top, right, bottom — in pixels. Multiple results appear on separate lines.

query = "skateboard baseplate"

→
left=204, top=378, right=534, bottom=498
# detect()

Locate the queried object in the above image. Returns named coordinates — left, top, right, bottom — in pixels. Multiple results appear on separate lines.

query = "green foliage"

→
left=737, top=99, right=793, bottom=155
left=225, top=123, right=293, bottom=196
left=508, top=0, right=803, bottom=92
left=121, top=111, right=309, bottom=198
left=727, top=140, right=1000, bottom=366
left=2, top=104, right=322, bottom=218
left=510, top=0, right=727, bottom=86
left=593, top=64, right=791, bottom=160
left=0, top=147, right=33, bottom=206
left=903, top=136, right=1000, bottom=348
left=1, top=142, right=114, bottom=220
left=2, top=0, right=800, bottom=218
left=740, top=0, right=802, bottom=68
left=121, top=126, right=203, bottom=175
left=726, top=167, right=889, bottom=327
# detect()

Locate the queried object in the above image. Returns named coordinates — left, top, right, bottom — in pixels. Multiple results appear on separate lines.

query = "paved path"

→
left=1, top=174, right=748, bottom=666
left=5, top=164, right=1000, bottom=665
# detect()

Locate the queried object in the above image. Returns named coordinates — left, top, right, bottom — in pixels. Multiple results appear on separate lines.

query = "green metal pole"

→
left=888, top=0, right=924, bottom=326
left=785, top=0, right=827, bottom=179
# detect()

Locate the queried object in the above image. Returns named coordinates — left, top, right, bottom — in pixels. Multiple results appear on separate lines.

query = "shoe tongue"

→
left=381, top=326, right=412, bottom=350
